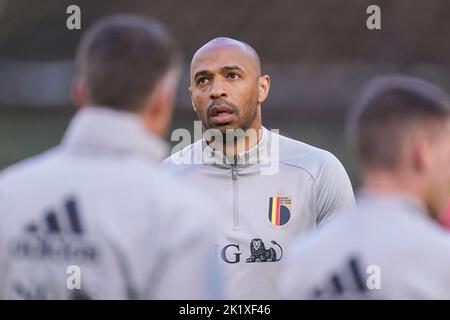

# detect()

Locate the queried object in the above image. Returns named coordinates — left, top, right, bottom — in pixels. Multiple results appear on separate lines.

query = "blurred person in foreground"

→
left=280, top=75, right=450, bottom=299
left=0, top=15, right=219, bottom=299
left=162, top=37, right=355, bottom=299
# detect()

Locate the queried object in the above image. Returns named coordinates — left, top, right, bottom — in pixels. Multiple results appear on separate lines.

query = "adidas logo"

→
left=25, top=198, right=83, bottom=235
left=9, top=197, right=98, bottom=263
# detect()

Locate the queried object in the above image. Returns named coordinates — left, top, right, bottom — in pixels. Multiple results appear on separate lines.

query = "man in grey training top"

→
left=163, top=37, right=355, bottom=299
left=0, top=15, right=219, bottom=300
left=281, top=75, right=450, bottom=299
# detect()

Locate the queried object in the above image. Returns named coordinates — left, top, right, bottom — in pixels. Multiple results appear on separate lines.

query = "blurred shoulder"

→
left=160, top=139, right=203, bottom=176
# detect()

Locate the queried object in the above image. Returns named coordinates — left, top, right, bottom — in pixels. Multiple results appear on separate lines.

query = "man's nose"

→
left=210, top=79, right=227, bottom=99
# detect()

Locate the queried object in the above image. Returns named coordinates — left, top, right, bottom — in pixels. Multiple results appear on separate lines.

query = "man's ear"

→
left=257, top=75, right=271, bottom=104
left=151, top=81, right=176, bottom=118
left=411, top=130, right=432, bottom=173
left=71, top=79, right=88, bottom=109
left=191, top=98, right=197, bottom=112
left=189, top=86, right=197, bottom=112
left=140, top=75, right=178, bottom=138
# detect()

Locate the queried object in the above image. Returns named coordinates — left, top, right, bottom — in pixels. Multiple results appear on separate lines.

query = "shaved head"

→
left=191, top=37, right=262, bottom=76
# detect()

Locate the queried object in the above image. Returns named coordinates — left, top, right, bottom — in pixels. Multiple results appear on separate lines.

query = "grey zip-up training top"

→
left=0, top=107, right=219, bottom=299
left=280, top=191, right=450, bottom=299
left=162, top=127, right=355, bottom=299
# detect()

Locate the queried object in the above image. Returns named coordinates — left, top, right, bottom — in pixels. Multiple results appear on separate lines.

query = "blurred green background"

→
left=2, top=0, right=450, bottom=188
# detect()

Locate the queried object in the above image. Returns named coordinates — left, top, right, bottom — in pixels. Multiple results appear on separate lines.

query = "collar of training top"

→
left=61, top=106, right=168, bottom=162
left=201, top=126, right=273, bottom=168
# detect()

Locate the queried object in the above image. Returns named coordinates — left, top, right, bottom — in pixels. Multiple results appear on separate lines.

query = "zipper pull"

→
left=231, top=158, right=238, bottom=180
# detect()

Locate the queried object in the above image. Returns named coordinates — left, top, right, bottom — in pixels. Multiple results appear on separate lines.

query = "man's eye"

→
left=227, top=73, right=240, bottom=80
left=197, top=78, right=209, bottom=85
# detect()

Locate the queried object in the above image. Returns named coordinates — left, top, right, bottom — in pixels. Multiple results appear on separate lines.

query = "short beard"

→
left=201, top=97, right=258, bottom=130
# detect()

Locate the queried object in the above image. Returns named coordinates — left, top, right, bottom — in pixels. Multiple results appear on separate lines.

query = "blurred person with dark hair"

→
left=162, top=37, right=354, bottom=299
left=280, top=75, right=450, bottom=299
left=0, top=15, right=219, bottom=299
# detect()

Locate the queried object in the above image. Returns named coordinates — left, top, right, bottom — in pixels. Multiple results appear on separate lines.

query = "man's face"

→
left=425, top=119, right=450, bottom=217
left=189, top=45, right=263, bottom=133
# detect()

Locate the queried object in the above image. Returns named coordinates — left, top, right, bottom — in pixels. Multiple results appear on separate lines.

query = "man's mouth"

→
left=209, top=105, right=235, bottom=125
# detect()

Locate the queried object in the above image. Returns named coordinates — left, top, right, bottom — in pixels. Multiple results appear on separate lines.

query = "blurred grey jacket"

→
left=280, top=191, right=450, bottom=299
left=162, top=127, right=355, bottom=299
left=0, top=106, right=219, bottom=299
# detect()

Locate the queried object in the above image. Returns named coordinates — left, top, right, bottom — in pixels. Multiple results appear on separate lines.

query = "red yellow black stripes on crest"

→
left=269, top=196, right=281, bottom=226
